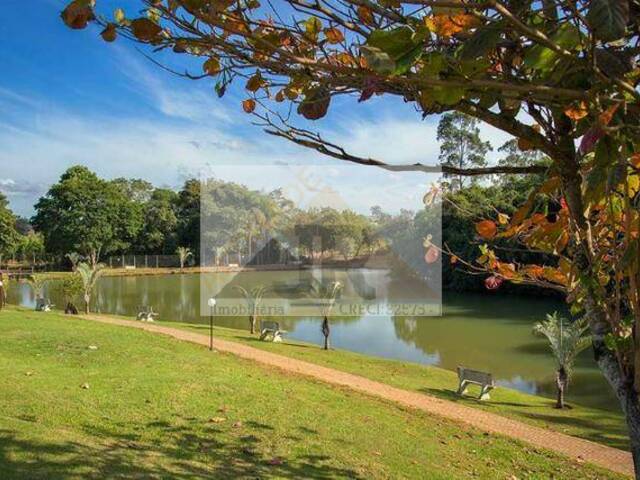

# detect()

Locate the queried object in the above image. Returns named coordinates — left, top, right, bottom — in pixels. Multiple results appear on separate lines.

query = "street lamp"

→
left=207, top=297, right=217, bottom=351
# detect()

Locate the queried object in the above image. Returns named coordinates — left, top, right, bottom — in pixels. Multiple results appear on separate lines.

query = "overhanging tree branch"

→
left=262, top=121, right=548, bottom=176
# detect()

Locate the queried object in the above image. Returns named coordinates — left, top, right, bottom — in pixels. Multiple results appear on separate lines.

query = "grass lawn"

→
left=157, top=319, right=630, bottom=452
left=0, top=308, right=626, bottom=479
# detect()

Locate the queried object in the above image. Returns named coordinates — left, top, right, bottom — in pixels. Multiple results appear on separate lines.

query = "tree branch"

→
left=263, top=122, right=548, bottom=176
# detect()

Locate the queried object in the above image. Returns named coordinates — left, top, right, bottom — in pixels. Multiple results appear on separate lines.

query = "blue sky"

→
left=0, top=0, right=512, bottom=217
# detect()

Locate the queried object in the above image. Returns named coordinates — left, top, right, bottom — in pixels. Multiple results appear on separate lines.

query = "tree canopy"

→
left=32, top=166, right=143, bottom=262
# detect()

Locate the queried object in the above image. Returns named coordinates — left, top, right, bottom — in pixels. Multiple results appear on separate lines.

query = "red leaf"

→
left=424, top=246, right=439, bottom=264
left=484, top=275, right=503, bottom=290
left=579, top=126, right=604, bottom=155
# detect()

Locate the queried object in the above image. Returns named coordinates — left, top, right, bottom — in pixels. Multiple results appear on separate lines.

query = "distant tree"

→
left=437, top=113, right=492, bottom=191
left=534, top=313, right=591, bottom=409
left=76, top=262, right=106, bottom=314
left=111, top=178, right=154, bottom=204
left=14, top=217, right=32, bottom=236
left=497, top=139, right=546, bottom=169
left=233, top=285, right=268, bottom=334
left=176, top=179, right=201, bottom=257
left=32, top=166, right=142, bottom=264
left=176, top=246, right=192, bottom=271
left=18, top=232, right=45, bottom=265
left=0, top=192, right=20, bottom=260
left=138, top=188, right=179, bottom=254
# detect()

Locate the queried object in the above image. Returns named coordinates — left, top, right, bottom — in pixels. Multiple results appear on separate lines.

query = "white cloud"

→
left=115, top=47, right=233, bottom=123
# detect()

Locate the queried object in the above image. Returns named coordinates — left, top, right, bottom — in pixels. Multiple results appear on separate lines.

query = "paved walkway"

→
left=84, top=314, right=633, bottom=477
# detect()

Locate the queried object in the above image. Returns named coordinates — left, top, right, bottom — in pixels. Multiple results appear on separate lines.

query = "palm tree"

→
left=233, top=285, right=268, bottom=334
left=77, top=262, right=106, bottom=314
left=176, top=246, right=193, bottom=271
left=533, top=312, right=591, bottom=409
left=25, top=274, right=49, bottom=303
left=315, top=281, right=343, bottom=350
left=65, top=252, right=82, bottom=271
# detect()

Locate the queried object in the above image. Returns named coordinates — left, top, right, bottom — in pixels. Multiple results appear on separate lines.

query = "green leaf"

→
left=421, top=52, right=446, bottom=78
left=524, top=24, right=581, bottom=71
left=393, top=44, right=423, bottom=75
left=367, top=26, right=418, bottom=59
left=585, top=136, right=617, bottom=204
left=460, top=25, right=501, bottom=60
left=432, top=86, right=465, bottom=105
left=304, top=16, right=322, bottom=41
left=360, top=45, right=395, bottom=74
left=620, top=238, right=640, bottom=272
left=587, top=0, right=629, bottom=42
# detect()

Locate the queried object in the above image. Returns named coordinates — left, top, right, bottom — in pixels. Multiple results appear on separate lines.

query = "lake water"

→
left=7, top=269, right=619, bottom=411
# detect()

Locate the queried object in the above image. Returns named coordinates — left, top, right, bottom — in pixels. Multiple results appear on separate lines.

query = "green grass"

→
left=0, top=308, right=626, bottom=479
left=158, top=319, right=630, bottom=452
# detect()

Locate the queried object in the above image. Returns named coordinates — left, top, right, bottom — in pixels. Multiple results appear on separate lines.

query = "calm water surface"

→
left=8, top=269, right=618, bottom=411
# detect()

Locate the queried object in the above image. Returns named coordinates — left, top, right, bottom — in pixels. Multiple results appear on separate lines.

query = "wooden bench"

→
left=259, top=320, right=287, bottom=342
left=137, top=306, right=158, bottom=322
left=457, top=366, right=495, bottom=400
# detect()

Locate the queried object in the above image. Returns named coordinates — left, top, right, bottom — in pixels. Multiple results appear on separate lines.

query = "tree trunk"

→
left=85, top=301, right=89, bottom=315
left=593, top=330, right=640, bottom=475
left=555, top=367, right=567, bottom=409
left=250, top=314, right=255, bottom=334
left=322, top=317, right=330, bottom=350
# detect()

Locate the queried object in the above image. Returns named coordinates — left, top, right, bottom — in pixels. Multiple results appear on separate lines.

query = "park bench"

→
left=259, top=320, right=287, bottom=342
left=457, top=366, right=495, bottom=400
left=137, top=306, right=158, bottom=322
left=35, top=298, right=54, bottom=312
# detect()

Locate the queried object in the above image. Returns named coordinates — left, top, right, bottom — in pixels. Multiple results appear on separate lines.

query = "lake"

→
left=7, top=268, right=619, bottom=411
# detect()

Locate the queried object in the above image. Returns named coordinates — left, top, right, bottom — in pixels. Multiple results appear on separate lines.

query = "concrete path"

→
left=84, top=314, right=634, bottom=477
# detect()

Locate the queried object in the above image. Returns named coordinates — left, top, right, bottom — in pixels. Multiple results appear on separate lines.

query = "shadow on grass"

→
left=0, top=416, right=360, bottom=479
left=419, top=387, right=630, bottom=451
left=517, top=412, right=630, bottom=451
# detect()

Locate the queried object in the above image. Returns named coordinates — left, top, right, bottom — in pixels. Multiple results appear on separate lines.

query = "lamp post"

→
left=207, top=297, right=216, bottom=351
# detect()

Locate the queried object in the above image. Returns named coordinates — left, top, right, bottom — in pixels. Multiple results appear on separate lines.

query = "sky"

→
left=0, top=0, right=513, bottom=217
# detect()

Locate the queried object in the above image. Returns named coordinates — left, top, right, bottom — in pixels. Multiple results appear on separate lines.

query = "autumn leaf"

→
left=242, top=98, right=256, bottom=113
left=517, top=137, right=535, bottom=151
left=61, top=1, right=95, bottom=30
left=599, top=103, right=620, bottom=126
left=450, top=255, right=459, bottom=264
left=425, top=14, right=478, bottom=38
left=324, top=27, right=344, bottom=44
left=476, top=220, right=497, bottom=239
left=246, top=71, right=265, bottom=92
left=484, top=275, right=503, bottom=290
left=114, top=8, right=126, bottom=25
left=101, top=23, right=117, bottom=42
left=630, top=153, right=640, bottom=169
left=131, top=18, right=162, bottom=42
left=203, top=57, right=221, bottom=76
left=357, top=6, right=375, bottom=26
left=424, top=246, right=439, bottom=264
left=564, top=102, right=588, bottom=121
left=297, top=87, right=331, bottom=120
left=497, top=213, right=509, bottom=225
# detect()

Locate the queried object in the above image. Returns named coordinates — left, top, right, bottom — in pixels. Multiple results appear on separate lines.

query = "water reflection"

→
left=8, top=270, right=618, bottom=410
